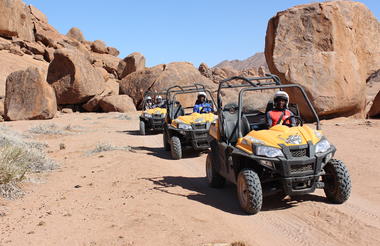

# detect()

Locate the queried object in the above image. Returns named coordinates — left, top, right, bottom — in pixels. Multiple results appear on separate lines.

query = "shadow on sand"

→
left=132, top=146, right=205, bottom=160
left=142, top=176, right=330, bottom=215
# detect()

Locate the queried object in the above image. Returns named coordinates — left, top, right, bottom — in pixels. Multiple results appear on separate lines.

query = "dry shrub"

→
left=0, top=126, right=57, bottom=198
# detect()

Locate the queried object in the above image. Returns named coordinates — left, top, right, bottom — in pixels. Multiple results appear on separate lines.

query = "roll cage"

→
left=216, top=74, right=321, bottom=144
left=165, top=84, right=216, bottom=124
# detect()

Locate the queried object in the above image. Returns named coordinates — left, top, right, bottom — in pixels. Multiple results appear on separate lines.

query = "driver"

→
left=266, top=91, right=296, bottom=127
left=193, top=92, right=213, bottom=114
left=154, top=95, right=165, bottom=108
left=144, top=96, right=154, bottom=110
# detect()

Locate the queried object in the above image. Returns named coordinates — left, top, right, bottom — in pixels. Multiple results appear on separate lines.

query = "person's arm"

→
left=193, top=104, right=199, bottom=113
left=266, top=111, right=273, bottom=127
left=205, top=103, right=213, bottom=112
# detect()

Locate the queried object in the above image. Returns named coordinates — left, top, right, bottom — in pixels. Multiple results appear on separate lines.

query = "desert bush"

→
left=114, top=114, right=131, bottom=120
left=0, top=126, right=57, bottom=198
left=86, top=142, right=133, bottom=155
left=28, top=123, right=84, bottom=135
left=29, top=123, right=65, bottom=135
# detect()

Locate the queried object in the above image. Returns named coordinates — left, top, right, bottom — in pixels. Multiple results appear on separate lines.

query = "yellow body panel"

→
left=209, top=120, right=220, bottom=140
left=143, top=108, right=167, bottom=115
left=236, top=125, right=322, bottom=154
left=171, top=113, right=215, bottom=128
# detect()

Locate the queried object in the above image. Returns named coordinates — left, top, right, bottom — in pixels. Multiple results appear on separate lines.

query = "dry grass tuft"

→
left=0, top=126, right=57, bottom=198
left=86, top=142, right=134, bottom=155
left=28, top=123, right=65, bottom=135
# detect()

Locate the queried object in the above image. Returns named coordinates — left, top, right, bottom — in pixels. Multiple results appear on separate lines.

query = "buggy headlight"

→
left=144, top=113, right=152, bottom=118
left=315, top=139, right=330, bottom=153
left=178, top=123, right=192, bottom=130
left=255, top=145, right=284, bottom=158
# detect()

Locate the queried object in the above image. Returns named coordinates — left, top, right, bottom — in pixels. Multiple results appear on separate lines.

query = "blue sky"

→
left=23, top=0, right=379, bottom=67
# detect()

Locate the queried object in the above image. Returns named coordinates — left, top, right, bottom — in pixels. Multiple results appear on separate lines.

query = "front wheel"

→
left=170, top=136, right=182, bottom=160
left=139, top=120, right=146, bottom=135
left=206, top=152, right=225, bottom=188
left=237, top=169, right=263, bottom=215
left=322, top=159, right=351, bottom=204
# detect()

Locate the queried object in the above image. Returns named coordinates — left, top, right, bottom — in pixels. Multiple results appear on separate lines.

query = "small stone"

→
left=59, top=143, right=66, bottom=150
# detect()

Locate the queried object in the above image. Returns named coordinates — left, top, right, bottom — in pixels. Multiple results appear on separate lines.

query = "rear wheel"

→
left=237, top=169, right=262, bottom=215
left=206, top=152, right=225, bottom=188
left=139, top=120, right=146, bottom=135
left=170, top=136, right=182, bottom=160
left=322, top=159, right=351, bottom=204
left=163, top=130, right=170, bottom=151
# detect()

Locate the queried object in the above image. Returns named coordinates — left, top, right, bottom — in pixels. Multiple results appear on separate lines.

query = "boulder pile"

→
left=0, top=0, right=379, bottom=121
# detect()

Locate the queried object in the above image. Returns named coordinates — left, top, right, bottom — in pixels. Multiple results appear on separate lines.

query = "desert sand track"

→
left=1, top=113, right=379, bottom=246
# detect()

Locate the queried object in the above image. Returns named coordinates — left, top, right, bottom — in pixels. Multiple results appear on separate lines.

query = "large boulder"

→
left=91, top=53, right=121, bottom=77
left=107, top=47, right=120, bottom=57
left=47, top=48, right=106, bottom=105
left=66, top=27, right=85, bottom=42
left=117, top=52, right=146, bottom=79
left=99, top=95, right=136, bottom=113
left=265, top=1, right=380, bottom=120
left=0, top=50, right=48, bottom=97
left=4, top=67, right=56, bottom=120
left=368, top=91, right=380, bottom=117
left=0, top=0, right=35, bottom=41
left=91, top=40, right=108, bottom=54
left=82, top=79, right=119, bottom=112
left=120, top=62, right=216, bottom=108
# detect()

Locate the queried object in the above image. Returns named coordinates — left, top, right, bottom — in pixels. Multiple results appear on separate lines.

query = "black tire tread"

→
left=323, top=159, right=351, bottom=204
left=163, top=130, right=170, bottom=151
left=238, top=169, right=263, bottom=214
left=139, top=120, right=146, bottom=135
left=170, top=136, right=182, bottom=160
left=206, top=153, right=225, bottom=188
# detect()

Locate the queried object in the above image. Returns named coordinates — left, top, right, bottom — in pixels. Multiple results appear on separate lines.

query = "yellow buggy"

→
left=206, top=74, right=351, bottom=214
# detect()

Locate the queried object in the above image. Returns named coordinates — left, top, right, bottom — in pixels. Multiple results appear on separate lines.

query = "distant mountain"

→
left=214, top=52, right=268, bottom=71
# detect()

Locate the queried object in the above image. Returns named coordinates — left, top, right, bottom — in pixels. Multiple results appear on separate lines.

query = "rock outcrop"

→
left=120, top=62, right=216, bottom=108
left=265, top=1, right=380, bottom=120
left=368, top=91, right=380, bottom=117
left=47, top=48, right=106, bottom=105
left=0, top=49, right=48, bottom=97
left=5, top=67, right=56, bottom=120
left=66, top=27, right=85, bottom=42
left=0, top=0, right=35, bottom=41
left=99, top=95, right=136, bottom=113
left=91, top=40, right=108, bottom=54
left=117, top=52, right=146, bottom=79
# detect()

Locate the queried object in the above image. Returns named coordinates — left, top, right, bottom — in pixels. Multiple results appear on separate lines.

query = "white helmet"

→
left=156, top=95, right=162, bottom=100
left=274, top=91, right=289, bottom=107
left=146, top=96, right=152, bottom=100
left=198, top=91, right=207, bottom=98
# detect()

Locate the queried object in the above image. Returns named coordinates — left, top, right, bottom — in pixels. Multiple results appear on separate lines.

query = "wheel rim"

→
left=237, top=175, right=248, bottom=206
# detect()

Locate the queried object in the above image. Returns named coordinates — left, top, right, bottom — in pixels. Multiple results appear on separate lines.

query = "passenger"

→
left=154, top=95, right=166, bottom=108
left=144, top=96, right=154, bottom=110
left=266, top=91, right=296, bottom=127
left=193, top=92, right=213, bottom=114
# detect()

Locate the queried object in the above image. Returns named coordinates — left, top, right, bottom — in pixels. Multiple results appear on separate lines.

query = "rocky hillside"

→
left=214, top=52, right=268, bottom=71
left=0, top=0, right=215, bottom=120
left=0, top=0, right=379, bottom=121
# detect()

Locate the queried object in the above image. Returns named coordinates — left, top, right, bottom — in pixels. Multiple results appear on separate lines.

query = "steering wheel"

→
left=282, top=115, right=303, bottom=127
